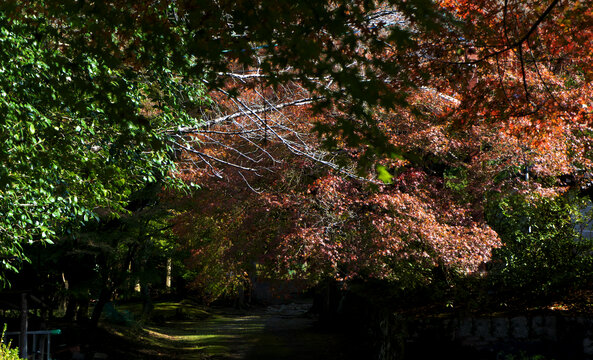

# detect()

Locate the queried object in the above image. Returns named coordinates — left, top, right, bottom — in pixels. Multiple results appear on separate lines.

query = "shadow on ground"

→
left=93, top=300, right=370, bottom=359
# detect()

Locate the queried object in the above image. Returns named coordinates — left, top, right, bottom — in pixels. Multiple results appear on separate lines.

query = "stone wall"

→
left=377, top=313, right=593, bottom=360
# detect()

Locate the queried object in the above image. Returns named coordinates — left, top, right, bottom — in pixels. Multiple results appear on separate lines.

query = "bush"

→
left=485, top=191, right=593, bottom=302
left=0, top=325, right=19, bottom=360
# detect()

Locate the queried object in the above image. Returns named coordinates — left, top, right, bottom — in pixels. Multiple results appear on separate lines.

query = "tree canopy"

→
left=172, top=0, right=593, bottom=293
left=1, top=0, right=593, bottom=304
left=0, top=0, right=450, bottom=277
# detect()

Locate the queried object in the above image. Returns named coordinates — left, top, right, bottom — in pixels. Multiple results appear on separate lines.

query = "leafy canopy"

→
left=0, top=2, right=205, bottom=275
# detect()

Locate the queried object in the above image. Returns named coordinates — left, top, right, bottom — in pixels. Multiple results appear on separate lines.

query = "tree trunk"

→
left=90, top=288, right=112, bottom=328
left=64, top=296, right=77, bottom=322
left=140, top=283, right=153, bottom=321
left=19, top=293, right=27, bottom=359
left=165, top=258, right=172, bottom=291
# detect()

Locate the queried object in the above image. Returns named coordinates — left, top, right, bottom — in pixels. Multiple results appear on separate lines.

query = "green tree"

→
left=9, top=180, right=183, bottom=325
left=486, top=191, right=593, bottom=301
left=0, top=0, right=450, bottom=279
left=0, top=3, right=205, bottom=278
left=0, top=327, right=19, bottom=360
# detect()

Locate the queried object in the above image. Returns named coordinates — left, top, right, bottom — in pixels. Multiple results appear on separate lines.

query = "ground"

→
left=60, top=299, right=370, bottom=359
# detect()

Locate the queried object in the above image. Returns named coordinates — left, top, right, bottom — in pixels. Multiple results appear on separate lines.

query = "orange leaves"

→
left=273, top=168, right=502, bottom=279
left=365, top=182, right=500, bottom=274
left=169, top=0, right=593, bottom=291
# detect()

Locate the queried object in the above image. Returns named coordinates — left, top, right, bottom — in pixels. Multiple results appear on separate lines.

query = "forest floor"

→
left=72, top=299, right=369, bottom=360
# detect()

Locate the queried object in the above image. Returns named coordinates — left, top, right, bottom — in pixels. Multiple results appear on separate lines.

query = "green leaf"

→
left=376, top=165, right=393, bottom=184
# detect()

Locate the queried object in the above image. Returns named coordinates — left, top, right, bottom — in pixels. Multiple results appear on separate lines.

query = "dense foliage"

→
left=0, top=2, right=206, bottom=278
left=2, top=0, right=593, bottom=315
left=487, top=192, right=593, bottom=300
left=173, top=0, right=593, bottom=303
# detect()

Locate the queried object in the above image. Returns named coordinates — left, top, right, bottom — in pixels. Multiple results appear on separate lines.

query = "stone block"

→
left=474, top=318, right=491, bottom=340
left=584, top=331, right=593, bottom=356
left=492, top=317, right=509, bottom=338
left=544, top=316, right=557, bottom=341
left=532, top=315, right=557, bottom=341
left=511, top=316, right=529, bottom=339
left=456, top=318, right=473, bottom=338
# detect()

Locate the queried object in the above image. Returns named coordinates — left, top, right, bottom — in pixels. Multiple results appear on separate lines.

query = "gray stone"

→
left=456, top=318, right=473, bottom=338
left=584, top=331, right=593, bottom=356
left=532, top=315, right=544, bottom=338
left=474, top=318, right=491, bottom=340
left=492, top=317, right=510, bottom=338
left=511, top=316, right=529, bottom=339
left=532, top=315, right=557, bottom=340
left=544, top=316, right=557, bottom=341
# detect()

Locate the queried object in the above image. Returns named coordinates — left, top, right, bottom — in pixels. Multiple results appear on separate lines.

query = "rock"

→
left=492, top=318, right=509, bottom=338
left=511, top=316, right=529, bottom=339
left=584, top=331, right=593, bottom=357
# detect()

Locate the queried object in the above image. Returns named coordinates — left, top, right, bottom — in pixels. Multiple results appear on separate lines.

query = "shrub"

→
left=485, top=191, right=593, bottom=302
left=0, top=325, right=19, bottom=360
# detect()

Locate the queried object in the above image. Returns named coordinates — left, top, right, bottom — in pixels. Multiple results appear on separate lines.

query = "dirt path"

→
left=243, top=304, right=360, bottom=360
left=139, top=302, right=367, bottom=360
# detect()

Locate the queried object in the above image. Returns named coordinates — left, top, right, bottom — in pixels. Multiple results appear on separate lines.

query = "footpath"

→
left=138, top=301, right=366, bottom=359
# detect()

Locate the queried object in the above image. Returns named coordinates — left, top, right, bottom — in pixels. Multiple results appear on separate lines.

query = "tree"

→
left=0, top=0, right=451, bottom=279
left=0, top=2, right=205, bottom=279
left=485, top=190, right=593, bottom=302
left=7, top=179, right=181, bottom=321
left=172, top=0, right=593, bottom=300
left=3, top=0, right=593, bottom=303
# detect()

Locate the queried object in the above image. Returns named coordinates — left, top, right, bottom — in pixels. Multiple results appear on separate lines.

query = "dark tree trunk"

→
left=63, top=295, right=79, bottom=322
left=141, top=283, right=153, bottom=321
left=90, top=288, right=112, bottom=328
left=19, top=293, right=27, bottom=359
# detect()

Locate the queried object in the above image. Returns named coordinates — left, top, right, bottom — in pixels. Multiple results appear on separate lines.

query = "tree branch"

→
left=171, top=97, right=319, bottom=133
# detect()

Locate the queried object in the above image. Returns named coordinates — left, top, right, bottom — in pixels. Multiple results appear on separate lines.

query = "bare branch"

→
left=171, top=140, right=261, bottom=173
left=238, top=171, right=263, bottom=194
left=171, top=97, right=319, bottom=133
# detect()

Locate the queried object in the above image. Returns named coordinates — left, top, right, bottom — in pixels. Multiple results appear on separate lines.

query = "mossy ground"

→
left=96, top=300, right=366, bottom=359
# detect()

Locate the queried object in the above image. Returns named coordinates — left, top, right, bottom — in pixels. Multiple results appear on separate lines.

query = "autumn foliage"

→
left=165, top=0, right=593, bottom=300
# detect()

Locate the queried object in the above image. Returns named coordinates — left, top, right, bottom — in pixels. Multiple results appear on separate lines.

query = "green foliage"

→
left=376, top=165, right=394, bottom=184
left=4, top=180, right=187, bottom=326
left=69, top=191, right=181, bottom=300
left=485, top=191, right=593, bottom=300
left=0, top=325, right=19, bottom=360
left=444, top=166, right=468, bottom=192
left=0, top=3, right=206, bottom=278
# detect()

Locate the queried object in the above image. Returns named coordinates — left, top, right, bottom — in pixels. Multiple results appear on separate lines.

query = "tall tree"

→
left=0, top=0, right=448, bottom=278
left=173, top=0, right=593, bottom=296
left=2, top=0, right=593, bottom=291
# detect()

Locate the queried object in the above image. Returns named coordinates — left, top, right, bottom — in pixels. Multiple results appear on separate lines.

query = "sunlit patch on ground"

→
left=99, top=300, right=365, bottom=359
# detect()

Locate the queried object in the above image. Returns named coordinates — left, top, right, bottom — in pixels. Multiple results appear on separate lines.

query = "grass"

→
left=99, top=301, right=266, bottom=359
left=97, top=299, right=364, bottom=360
left=116, top=299, right=212, bottom=322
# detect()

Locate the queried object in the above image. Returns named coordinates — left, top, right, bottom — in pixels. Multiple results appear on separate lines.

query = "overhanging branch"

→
left=171, top=97, right=319, bottom=134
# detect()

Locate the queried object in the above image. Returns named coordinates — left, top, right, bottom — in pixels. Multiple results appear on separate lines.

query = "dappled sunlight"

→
left=99, top=300, right=366, bottom=359
left=104, top=302, right=273, bottom=358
